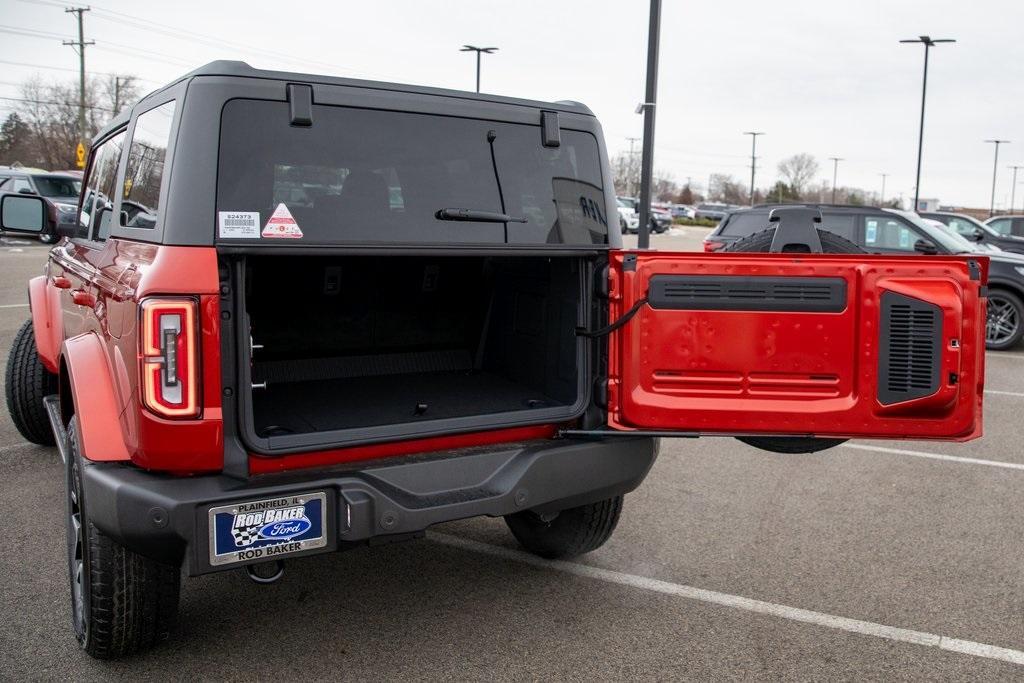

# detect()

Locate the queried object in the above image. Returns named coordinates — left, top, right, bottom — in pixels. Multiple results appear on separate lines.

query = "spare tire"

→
left=724, top=226, right=862, bottom=454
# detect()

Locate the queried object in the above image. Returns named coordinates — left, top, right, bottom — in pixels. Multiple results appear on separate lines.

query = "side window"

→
left=12, top=177, right=32, bottom=193
left=88, top=132, right=126, bottom=241
left=1013, top=219, right=1024, bottom=237
left=946, top=217, right=979, bottom=237
left=862, top=215, right=917, bottom=251
left=987, top=218, right=1011, bottom=235
left=819, top=214, right=855, bottom=241
left=121, top=101, right=175, bottom=230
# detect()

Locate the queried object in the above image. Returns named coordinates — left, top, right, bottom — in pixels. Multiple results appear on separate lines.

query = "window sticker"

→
left=899, top=227, right=910, bottom=248
left=262, top=203, right=303, bottom=238
left=865, top=220, right=877, bottom=244
left=218, top=211, right=260, bottom=239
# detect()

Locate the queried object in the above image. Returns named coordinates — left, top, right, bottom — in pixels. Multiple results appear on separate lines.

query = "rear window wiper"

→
left=435, top=207, right=527, bottom=223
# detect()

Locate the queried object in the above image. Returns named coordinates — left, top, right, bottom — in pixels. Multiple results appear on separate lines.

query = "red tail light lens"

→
left=703, top=240, right=724, bottom=252
left=140, top=298, right=199, bottom=418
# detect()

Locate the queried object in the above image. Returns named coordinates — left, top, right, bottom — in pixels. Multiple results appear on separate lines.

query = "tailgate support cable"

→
left=575, top=296, right=648, bottom=338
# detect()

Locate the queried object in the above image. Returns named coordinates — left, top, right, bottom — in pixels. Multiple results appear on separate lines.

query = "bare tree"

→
left=100, top=75, right=142, bottom=117
left=708, top=173, right=746, bottom=204
left=777, top=153, right=819, bottom=198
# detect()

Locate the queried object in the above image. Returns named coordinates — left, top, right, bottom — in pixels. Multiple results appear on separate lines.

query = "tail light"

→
left=140, top=298, right=200, bottom=418
left=703, top=239, right=725, bottom=252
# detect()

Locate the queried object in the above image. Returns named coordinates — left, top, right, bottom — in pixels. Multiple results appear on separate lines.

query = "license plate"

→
left=208, top=492, right=327, bottom=567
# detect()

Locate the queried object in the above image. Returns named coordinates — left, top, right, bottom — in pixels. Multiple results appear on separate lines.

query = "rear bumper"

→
left=76, top=435, right=658, bottom=575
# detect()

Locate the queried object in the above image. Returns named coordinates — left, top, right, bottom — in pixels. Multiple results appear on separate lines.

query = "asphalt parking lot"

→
left=0, top=230, right=1021, bottom=679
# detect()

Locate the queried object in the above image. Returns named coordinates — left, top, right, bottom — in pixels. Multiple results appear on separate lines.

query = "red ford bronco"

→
left=2, top=62, right=986, bottom=659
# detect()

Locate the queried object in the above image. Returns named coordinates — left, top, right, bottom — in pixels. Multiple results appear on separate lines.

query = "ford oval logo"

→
left=259, top=517, right=311, bottom=541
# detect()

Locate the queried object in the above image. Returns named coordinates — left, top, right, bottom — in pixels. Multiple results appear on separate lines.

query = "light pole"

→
left=900, top=35, right=955, bottom=212
left=829, top=157, right=843, bottom=203
left=460, top=45, right=498, bottom=93
left=743, top=131, right=763, bottom=206
left=636, top=0, right=662, bottom=250
left=985, top=140, right=1010, bottom=217
left=879, top=173, right=888, bottom=204
left=1009, top=165, right=1022, bottom=214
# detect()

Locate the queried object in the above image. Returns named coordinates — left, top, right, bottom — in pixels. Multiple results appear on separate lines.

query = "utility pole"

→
left=879, top=173, right=888, bottom=204
left=63, top=6, right=94, bottom=159
left=113, top=76, right=122, bottom=115
left=900, top=36, right=955, bottom=213
left=1009, top=165, right=1022, bottom=214
left=635, top=0, right=661, bottom=250
left=829, top=157, right=843, bottom=203
left=743, top=131, right=763, bottom=206
left=985, top=140, right=1009, bottom=217
left=460, top=45, right=498, bottom=93
left=626, top=136, right=641, bottom=197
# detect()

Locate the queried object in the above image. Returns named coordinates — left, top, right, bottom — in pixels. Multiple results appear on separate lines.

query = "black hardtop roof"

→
left=96, top=60, right=594, bottom=142
left=741, top=203, right=885, bottom=213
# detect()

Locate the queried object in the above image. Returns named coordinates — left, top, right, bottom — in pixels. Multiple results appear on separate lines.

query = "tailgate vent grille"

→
left=878, top=292, right=942, bottom=405
left=648, top=275, right=846, bottom=312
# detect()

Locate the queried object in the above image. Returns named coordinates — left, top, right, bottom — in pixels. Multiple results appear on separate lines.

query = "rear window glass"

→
left=720, top=212, right=770, bottom=236
left=720, top=211, right=854, bottom=241
left=216, top=100, right=607, bottom=245
left=33, top=176, right=80, bottom=197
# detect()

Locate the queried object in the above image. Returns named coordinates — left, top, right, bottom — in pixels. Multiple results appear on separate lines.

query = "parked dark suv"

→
left=0, top=169, right=81, bottom=243
left=921, top=211, right=1024, bottom=255
left=1, top=64, right=986, bottom=658
left=707, top=204, right=1024, bottom=349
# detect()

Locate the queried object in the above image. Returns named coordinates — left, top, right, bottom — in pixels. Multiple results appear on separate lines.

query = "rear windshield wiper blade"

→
left=435, top=207, right=527, bottom=223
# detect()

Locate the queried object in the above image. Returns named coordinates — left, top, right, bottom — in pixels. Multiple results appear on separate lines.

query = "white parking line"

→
left=430, top=532, right=1024, bottom=666
left=985, top=389, right=1024, bottom=398
left=840, top=443, right=1024, bottom=471
left=0, top=441, right=36, bottom=455
left=0, top=303, right=29, bottom=309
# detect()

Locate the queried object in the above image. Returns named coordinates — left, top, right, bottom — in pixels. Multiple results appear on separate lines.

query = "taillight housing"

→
left=140, top=298, right=200, bottom=418
left=703, top=239, right=725, bottom=252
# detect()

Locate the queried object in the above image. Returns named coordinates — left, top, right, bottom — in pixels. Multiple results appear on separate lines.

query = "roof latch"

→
left=287, top=83, right=313, bottom=127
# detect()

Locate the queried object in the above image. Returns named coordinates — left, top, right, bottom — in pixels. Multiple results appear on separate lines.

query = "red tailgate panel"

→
left=608, top=251, right=985, bottom=441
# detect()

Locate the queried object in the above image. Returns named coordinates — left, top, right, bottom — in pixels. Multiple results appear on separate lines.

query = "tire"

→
left=5, top=319, right=58, bottom=445
left=66, top=418, right=180, bottom=659
left=985, top=288, right=1024, bottom=350
left=724, top=226, right=862, bottom=455
left=505, top=495, right=622, bottom=559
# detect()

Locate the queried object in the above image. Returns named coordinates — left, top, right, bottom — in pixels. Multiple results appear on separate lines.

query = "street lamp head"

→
left=461, top=45, right=498, bottom=53
left=900, top=36, right=955, bottom=46
left=743, top=131, right=764, bottom=136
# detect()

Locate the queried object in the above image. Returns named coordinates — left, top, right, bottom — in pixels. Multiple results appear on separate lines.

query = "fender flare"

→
left=61, top=333, right=130, bottom=462
left=27, top=275, right=61, bottom=373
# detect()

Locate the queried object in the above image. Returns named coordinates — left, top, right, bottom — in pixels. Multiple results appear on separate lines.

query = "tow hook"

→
left=245, top=560, right=285, bottom=585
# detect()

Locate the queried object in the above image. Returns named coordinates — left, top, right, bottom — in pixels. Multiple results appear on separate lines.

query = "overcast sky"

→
left=1, top=0, right=1021, bottom=208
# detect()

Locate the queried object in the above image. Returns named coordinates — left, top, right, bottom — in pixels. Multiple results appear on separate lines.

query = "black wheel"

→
left=5, top=319, right=58, bottom=445
left=724, top=226, right=863, bottom=454
left=66, top=418, right=180, bottom=659
left=985, top=289, right=1024, bottom=350
left=505, top=495, right=622, bottom=559
left=619, top=215, right=628, bottom=234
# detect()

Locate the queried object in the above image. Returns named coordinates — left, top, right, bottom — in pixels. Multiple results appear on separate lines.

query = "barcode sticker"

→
left=218, top=211, right=261, bottom=239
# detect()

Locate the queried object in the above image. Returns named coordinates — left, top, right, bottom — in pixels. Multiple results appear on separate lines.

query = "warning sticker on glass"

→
left=262, top=203, right=303, bottom=239
left=218, top=211, right=260, bottom=239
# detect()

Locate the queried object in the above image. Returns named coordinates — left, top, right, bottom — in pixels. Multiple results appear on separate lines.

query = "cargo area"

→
left=239, top=255, right=587, bottom=448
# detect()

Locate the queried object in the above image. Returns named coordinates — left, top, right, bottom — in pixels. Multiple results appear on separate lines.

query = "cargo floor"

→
left=251, top=371, right=563, bottom=436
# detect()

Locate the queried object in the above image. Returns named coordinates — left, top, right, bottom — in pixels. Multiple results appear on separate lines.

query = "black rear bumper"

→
left=77, top=436, right=658, bottom=575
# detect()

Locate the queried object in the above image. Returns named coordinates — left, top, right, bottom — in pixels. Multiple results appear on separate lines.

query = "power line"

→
left=0, top=59, right=160, bottom=83
left=0, top=95, right=113, bottom=112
